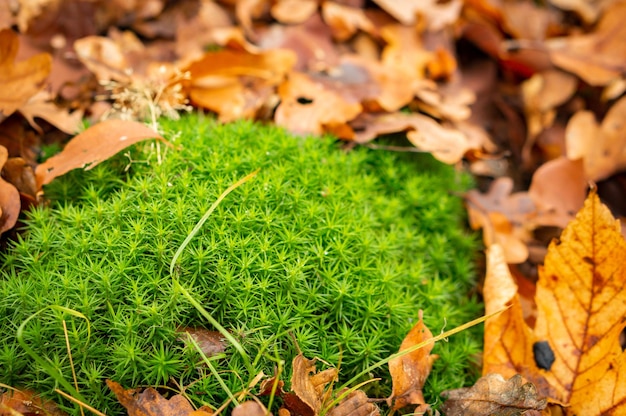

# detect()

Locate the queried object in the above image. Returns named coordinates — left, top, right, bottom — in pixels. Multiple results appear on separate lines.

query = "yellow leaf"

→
left=482, top=191, right=626, bottom=415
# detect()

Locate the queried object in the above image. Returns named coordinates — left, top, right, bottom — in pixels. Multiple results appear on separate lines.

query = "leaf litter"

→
left=2, top=0, right=626, bottom=415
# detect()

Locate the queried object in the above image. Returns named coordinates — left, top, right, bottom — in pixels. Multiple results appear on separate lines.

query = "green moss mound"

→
left=0, top=113, right=482, bottom=414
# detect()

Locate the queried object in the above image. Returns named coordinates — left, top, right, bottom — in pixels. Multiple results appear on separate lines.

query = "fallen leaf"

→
left=527, top=157, right=587, bottom=229
left=232, top=401, right=271, bottom=416
left=2, top=157, right=38, bottom=201
left=321, top=2, right=377, bottom=41
left=327, top=390, right=379, bottom=416
left=565, top=94, right=626, bottom=181
left=482, top=191, right=626, bottom=414
left=107, top=380, right=210, bottom=416
left=275, top=71, right=362, bottom=136
left=35, top=119, right=165, bottom=190
left=282, top=354, right=338, bottom=416
left=176, top=327, right=227, bottom=357
left=0, top=29, right=52, bottom=120
left=0, top=388, right=66, bottom=416
left=0, top=146, right=21, bottom=235
left=465, top=178, right=536, bottom=263
left=271, top=0, right=318, bottom=25
left=441, top=373, right=547, bottom=416
left=372, top=0, right=462, bottom=30
left=18, top=91, right=83, bottom=134
left=387, top=310, right=437, bottom=413
left=545, top=1, right=626, bottom=86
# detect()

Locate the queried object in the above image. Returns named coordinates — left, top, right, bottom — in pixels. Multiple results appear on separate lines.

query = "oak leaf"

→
left=441, top=373, right=547, bottom=416
left=387, top=311, right=437, bottom=413
left=35, top=119, right=165, bottom=190
left=0, top=29, right=52, bottom=121
left=483, top=192, right=626, bottom=415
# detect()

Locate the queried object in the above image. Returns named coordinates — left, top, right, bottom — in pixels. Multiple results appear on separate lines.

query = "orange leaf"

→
left=35, top=119, right=165, bottom=190
left=0, top=29, right=52, bottom=119
left=0, top=146, right=21, bottom=235
left=387, top=310, right=438, bottom=413
left=483, top=191, right=626, bottom=415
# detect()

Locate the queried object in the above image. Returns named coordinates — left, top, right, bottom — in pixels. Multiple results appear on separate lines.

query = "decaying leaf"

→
left=0, top=146, right=21, bottom=235
left=441, top=373, right=547, bottom=416
left=565, top=94, right=626, bottom=182
left=482, top=191, right=626, bottom=415
left=282, top=354, right=338, bottom=416
left=327, top=390, right=379, bottom=416
left=545, top=1, right=626, bottom=86
left=0, top=29, right=52, bottom=120
left=275, top=71, right=362, bottom=137
left=387, top=310, right=437, bottom=413
left=0, top=388, right=66, bottom=416
left=19, top=91, right=83, bottom=135
left=465, top=178, right=536, bottom=264
left=107, top=380, right=212, bottom=416
left=176, top=327, right=227, bottom=357
left=232, top=401, right=270, bottom=416
left=35, top=119, right=165, bottom=190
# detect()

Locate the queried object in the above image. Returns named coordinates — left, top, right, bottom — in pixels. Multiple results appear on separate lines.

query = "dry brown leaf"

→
left=545, top=1, right=626, bottom=86
left=35, top=119, right=165, bottom=190
left=465, top=178, right=536, bottom=263
left=372, top=0, right=462, bottom=30
left=271, top=0, right=318, bottom=24
left=275, top=71, right=362, bottom=136
left=441, top=373, right=547, bottom=416
left=232, top=401, right=271, bottom=416
left=0, top=388, right=66, bottom=416
left=0, top=146, right=21, bottom=235
left=19, top=91, right=83, bottom=134
left=565, top=95, right=626, bottom=182
left=74, top=35, right=133, bottom=83
left=282, top=354, right=338, bottom=416
left=482, top=192, right=626, bottom=414
left=176, top=327, right=227, bottom=357
left=0, top=29, right=52, bottom=121
left=2, top=157, right=37, bottom=201
left=521, top=70, right=577, bottom=164
left=321, top=2, right=377, bottom=41
left=185, top=49, right=296, bottom=121
left=387, top=310, right=437, bottom=413
left=107, top=380, right=209, bottom=416
left=547, top=0, right=612, bottom=24
left=327, top=390, right=379, bottom=416
left=527, top=157, right=586, bottom=229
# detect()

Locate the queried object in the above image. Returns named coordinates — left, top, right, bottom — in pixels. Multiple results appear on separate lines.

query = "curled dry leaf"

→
left=282, top=354, right=338, bottom=416
left=0, top=29, right=52, bottom=120
left=387, top=310, right=437, bottom=413
left=441, top=373, right=547, bottom=416
left=527, top=157, right=586, bottom=229
left=275, top=71, right=362, bottom=137
left=565, top=94, right=626, bottom=182
left=19, top=91, right=83, bottom=134
left=482, top=192, right=626, bottom=415
left=465, top=177, right=536, bottom=263
left=232, top=401, right=271, bottom=416
left=545, top=1, right=626, bottom=86
left=327, top=390, right=379, bottom=416
left=0, top=146, right=21, bottom=235
left=185, top=49, right=296, bottom=122
left=372, top=0, right=462, bottom=30
left=107, top=380, right=212, bottom=416
left=35, top=119, right=165, bottom=190
left=271, top=0, right=318, bottom=25
left=321, top=2, right=377, bottom=41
